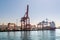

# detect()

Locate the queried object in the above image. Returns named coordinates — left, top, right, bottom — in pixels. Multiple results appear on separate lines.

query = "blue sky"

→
left=0, top=0, right=60, bottom=27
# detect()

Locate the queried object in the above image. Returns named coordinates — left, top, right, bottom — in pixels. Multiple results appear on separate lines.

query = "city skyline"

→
left=0, top=0, right=60, bottom=27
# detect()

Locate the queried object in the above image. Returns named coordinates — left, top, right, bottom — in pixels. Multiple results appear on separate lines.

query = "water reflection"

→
left=21, top=31, right=31, bottom=40
left=41, top=30, right=56, bottom=40
left=0, top=30, right=56, bottom=40
left=49, top=30, right=56, bottom=40
left=20, top=30, right=56, bottom=40
left=7, top=32, right=16, bottom=40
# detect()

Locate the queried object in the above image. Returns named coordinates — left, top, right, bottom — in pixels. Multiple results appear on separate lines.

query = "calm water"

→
left=0, top=29, right=60, bottom=40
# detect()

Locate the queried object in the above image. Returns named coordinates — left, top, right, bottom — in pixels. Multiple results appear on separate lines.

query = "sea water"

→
left=0, top=29, right=60, bottom=40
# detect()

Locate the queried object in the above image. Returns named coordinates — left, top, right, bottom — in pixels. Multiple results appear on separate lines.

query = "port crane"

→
left=20, top=5, right=31, bottom=30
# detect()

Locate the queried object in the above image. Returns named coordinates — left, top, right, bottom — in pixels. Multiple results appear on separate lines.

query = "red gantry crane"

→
left=21, top=5, right=31, bottom=30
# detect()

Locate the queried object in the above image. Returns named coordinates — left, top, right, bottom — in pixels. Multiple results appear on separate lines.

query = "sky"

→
left=0, top=0, right=60, bottom=27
